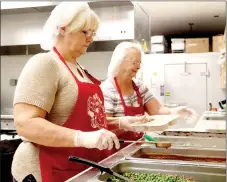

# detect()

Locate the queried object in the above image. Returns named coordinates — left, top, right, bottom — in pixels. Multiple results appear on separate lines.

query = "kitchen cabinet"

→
left=93, top=5, right=134, bottom=41
left=93, top=7, right=113, bottom=41
left=111, top=6, right=134, bottom=40
left=1, top=2, right=137, bottom=45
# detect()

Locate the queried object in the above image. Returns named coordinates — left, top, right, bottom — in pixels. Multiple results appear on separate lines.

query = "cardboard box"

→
left=185, top=38, right=209, bottom=53
left=212, top=35, right=225, bottom=52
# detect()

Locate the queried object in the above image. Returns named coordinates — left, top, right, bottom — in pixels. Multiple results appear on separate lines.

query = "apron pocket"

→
left=52, top=169, right=78, bottom=182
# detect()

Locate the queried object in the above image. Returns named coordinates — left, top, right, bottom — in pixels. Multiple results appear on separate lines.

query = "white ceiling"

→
left=137, top=1, right=226, bottom=36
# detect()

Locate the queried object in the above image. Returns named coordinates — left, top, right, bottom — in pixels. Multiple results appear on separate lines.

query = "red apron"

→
left=39, top=47, right=108, bottom=182
left=106, top=77, right=145, bottom=155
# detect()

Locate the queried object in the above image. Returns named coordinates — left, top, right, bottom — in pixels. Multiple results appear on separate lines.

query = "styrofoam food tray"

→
left=132, top=115, right=180, bottom=132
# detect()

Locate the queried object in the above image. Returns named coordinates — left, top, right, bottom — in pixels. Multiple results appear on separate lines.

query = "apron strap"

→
left=114, top=77, right=127, bottom=109
left=132, top=81, right=143, bottom=106
left=114, top=77, right=143, bottom=110
left=77, top=64, right=101, bottom=85
left=53, top=47, right=80, bottom=83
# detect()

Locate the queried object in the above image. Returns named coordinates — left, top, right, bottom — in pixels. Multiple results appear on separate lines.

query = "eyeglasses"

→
left=82, top=30, right=96, bottom=37
left=130, top=60, right=142, bottom=66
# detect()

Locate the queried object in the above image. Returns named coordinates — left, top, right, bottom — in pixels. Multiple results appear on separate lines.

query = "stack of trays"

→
left=151, top=35, right=168, bottom=53
left=171, top=38, right=185, bottom=53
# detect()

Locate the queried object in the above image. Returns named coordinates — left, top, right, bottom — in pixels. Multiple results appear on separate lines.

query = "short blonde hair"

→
left=40, top=2, right=100, bottom=50
left=66, top=8, right=100, bottom=33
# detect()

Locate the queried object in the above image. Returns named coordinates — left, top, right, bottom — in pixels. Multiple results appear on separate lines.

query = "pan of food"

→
left=95, top=160, right=226, bottom=182
left=161, top=130, right=226, bottom=138
left=126, top=147, right=226, bottom=165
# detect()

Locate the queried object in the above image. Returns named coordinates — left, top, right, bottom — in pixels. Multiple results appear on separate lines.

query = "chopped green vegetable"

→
left=106, top=172, right=195, bottom=182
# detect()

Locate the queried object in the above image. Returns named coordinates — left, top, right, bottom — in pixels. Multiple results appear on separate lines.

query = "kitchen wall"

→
left=1, top=55, right=31, bottom=114
left=1, top=52, right=113, bottom=114
left=141, top=52, right=226, bottom=113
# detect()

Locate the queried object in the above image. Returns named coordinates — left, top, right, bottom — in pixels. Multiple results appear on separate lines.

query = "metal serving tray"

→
left=144, top=135, right=226, bottom=149
left=126, top=147, right=226, bottom=166
left=96, top=160, right=226, bottom=182
left=161, top=131, right=226, bottom=138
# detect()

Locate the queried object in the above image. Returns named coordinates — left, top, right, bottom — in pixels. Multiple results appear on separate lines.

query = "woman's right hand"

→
left=75, top=129, right=120, bottom=150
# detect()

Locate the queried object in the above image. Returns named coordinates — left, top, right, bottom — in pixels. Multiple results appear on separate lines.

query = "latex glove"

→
left=75, top=129, right=120, bottom=150
left=171, top=107, right=199, bottom=124
left=119, top=115, right=147, bottom=131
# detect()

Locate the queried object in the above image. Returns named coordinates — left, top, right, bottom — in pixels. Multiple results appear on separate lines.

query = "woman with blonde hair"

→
left=12, top=2, right=121, bottom=182
left=101, top=42, right=196, bottom=155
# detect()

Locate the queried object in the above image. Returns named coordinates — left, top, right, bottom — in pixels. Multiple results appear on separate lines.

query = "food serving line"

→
left=66, top=113, right=226, bottom=182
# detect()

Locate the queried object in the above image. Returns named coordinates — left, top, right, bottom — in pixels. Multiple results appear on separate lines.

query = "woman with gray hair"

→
left=101, top=42, right=196, bottom=155
left=12, top=2, right=123, bottom=182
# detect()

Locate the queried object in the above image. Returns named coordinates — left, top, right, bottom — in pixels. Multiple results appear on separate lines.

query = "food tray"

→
left=131, top=115, right=179, bottom=132
left=161, top=131, right=226, bottom=138
left=96, top=160, right=226, bottom=182
left=126, top=147, right=226, bottom=165
left=143, top=135, right=226, bottom=149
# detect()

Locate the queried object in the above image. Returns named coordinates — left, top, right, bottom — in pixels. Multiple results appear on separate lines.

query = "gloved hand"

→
left=118, top=115, right=148, bottom=131
left=75, top=129, right=120, bottom=150
left=171, top=107, right=199, bottom=124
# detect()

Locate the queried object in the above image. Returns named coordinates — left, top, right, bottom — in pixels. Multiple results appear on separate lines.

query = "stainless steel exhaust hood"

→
left=1, top=1, right=150, bottom=55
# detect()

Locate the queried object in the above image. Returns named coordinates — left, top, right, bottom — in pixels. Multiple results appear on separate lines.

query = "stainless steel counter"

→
left=66, top=136, right=226, bottom=182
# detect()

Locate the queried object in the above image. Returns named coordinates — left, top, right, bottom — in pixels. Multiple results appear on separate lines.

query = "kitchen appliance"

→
left=1, top=115, right=18, bottom=140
